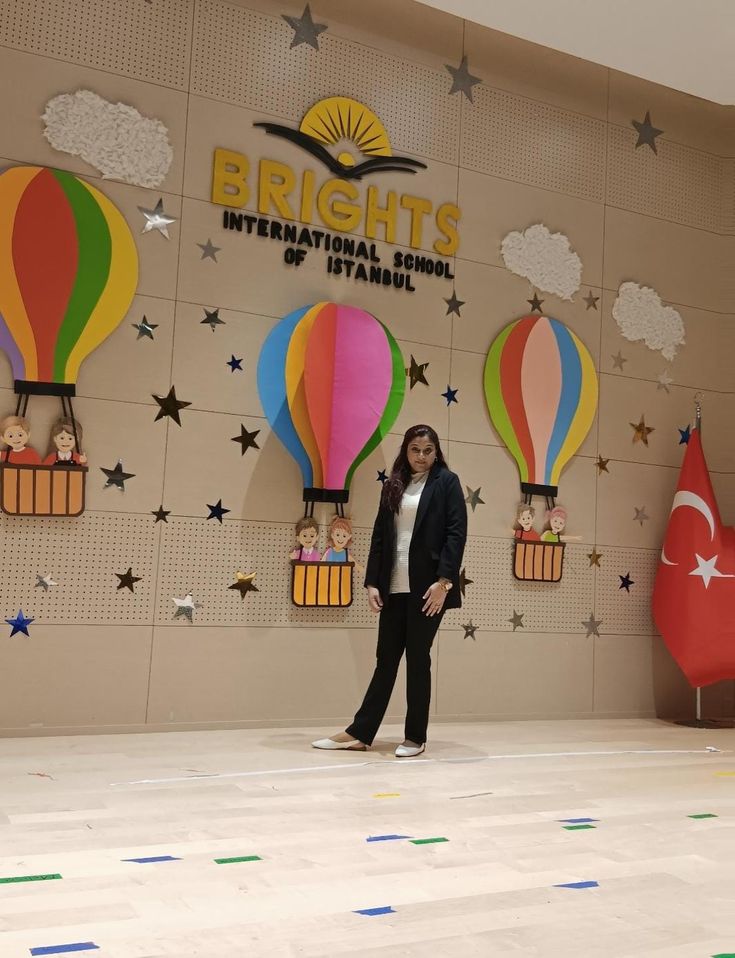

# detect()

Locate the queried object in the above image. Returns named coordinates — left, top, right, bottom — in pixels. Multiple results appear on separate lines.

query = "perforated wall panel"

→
left=191, top=0, right=460, bottom=165
left=461, top=86, right=607, bottom=203
left=0, top=0, right=192, bottom=88
left=594, top=546, right=657, bottom=636
left=0, top=513, right=157, bottom=624
left=607, top=126, right=724, bottom=233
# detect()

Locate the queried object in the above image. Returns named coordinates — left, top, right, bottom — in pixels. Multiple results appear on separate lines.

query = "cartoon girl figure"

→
left=0, top=415, right=41, bottom=464
left=290, top=516, right=321, bottom=561
left=540, top=505, right=581, bottom=543
left=322, top=515, right=364, bottom=571
left=513, top=502, right=540, bottom=541
left=43, top=417, right=88, bottom=467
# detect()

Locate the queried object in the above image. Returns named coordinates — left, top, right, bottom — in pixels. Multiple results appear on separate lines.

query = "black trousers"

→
left=346, top=593, right=443, bottom=746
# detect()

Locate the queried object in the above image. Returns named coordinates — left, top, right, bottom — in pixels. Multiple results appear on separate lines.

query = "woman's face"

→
left=406, top=435, right=436, bottom=474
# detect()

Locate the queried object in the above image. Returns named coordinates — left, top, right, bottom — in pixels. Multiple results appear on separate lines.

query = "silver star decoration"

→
left=509, top=610, right=524, bottom=632
left=132, top=316, right=158, bottom=340
left=464, top=486, right=485, bottom=511
left=689, top=553, right=735, bottom=589
left=445, top=55, right=481, bottom=102
left=201, top=307, right=225, bottom=331
left=633, top=506, right=649, bottom=526
left=172, top=592, right=201, bottom=623
left=657, top=370, right=674, bottom=393
left=35, top=574, right=58, bottom=592
left=611, top=351, right=627, bottom=371
left=583, top=290, right=600, bottom=310
left=462, top=621, right=477, bottom=640
left=138, top=198, right=176, bottom=238
left=282, top=4, right=327, bottom=50
left=632, top=110, right=664, bottom=154
left=582, top=613, right=602, bottom=638
left=197, top=238, right=221, bottom=262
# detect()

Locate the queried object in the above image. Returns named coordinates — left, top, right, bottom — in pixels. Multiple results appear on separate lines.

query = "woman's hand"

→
left=422, top=582, right=447, bottom=616
left=366, top=586, right=383, bottom=613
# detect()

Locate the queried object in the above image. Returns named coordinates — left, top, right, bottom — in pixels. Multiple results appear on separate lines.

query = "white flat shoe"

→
left=395, top=743, right=426, bottom=757
left=311, top=737, right=368, bottom=751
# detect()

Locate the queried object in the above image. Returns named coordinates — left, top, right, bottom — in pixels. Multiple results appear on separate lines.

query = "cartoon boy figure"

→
left=540, top=505, right=581, bottom=543
left=290, top=516, right=321, bottom=561
left=0, top=415, right=41, bottom=464
left=513, top=502, right=540, bottom=541
left=43, top=417, right=88, bottom=466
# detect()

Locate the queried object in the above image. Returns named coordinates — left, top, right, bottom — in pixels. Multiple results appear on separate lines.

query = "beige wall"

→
left=0, top=0, right=733, bottom=735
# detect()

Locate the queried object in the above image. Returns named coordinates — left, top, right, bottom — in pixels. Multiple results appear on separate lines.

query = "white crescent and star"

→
left=660, top=490, right=716, bottom=566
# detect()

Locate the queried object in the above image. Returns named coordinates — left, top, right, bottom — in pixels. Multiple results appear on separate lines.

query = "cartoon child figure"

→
left=0, top=415, right=41, bottom=464
left=43, top=417, right=87, bottom=467
left=540, top=505, right=582, bottom=543
left=322, top=516, right=364, bottom=571
left=290, top=516, right=321, bottom=562
left=513, top=502, right=540, bottom=541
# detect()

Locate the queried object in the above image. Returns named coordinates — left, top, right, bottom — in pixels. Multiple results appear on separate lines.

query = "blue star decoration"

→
left=376, top=469, right=387, bottom=484
left=227, top=355, right=243, bottom=372
left=678, top=425, right=691, bottom=445
left=618, top=572, right=634, bottom=592
left=441, top=385, right=458, bottom=405
left=6, top=610, right=34, bottom=636
left=207, top=499, right=230, bottom=523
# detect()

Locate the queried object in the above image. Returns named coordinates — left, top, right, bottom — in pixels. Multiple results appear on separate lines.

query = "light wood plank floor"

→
left=1, top=719, right=734, bottom=957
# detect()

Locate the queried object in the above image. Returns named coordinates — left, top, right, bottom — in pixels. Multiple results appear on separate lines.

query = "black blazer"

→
left=364, top=464, right=468, bottom=610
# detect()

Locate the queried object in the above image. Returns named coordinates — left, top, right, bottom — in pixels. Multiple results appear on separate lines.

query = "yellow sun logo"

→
left=298, top=97, right=392, bottom=168
left=255, top=97, right=425, bottom=181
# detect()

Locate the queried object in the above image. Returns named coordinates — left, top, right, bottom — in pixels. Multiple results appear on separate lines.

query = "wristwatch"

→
left=438, top=578, right=452, bottom=592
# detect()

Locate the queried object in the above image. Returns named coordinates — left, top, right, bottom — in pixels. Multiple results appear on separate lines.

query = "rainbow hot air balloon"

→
left=258, top=302, right=405, bottom=506
left=0, top=165, right=138, bottom=396
left=483, top=315, right=598, bottom=499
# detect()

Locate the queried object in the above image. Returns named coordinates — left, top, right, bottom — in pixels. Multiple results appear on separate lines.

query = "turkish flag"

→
left=653, top=428, right=735, bottom=686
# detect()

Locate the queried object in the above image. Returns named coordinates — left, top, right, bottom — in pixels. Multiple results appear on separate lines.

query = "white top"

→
left=390, top=471, right=427, bottom=594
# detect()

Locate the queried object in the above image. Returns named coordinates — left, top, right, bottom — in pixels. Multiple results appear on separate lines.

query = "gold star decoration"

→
left=461, top=621, right=477, bottom=640
left=527, top=292, right=544, bottom=312
left=405, top=355, right=429, bottom=389
left=229, top=571, right=259, bottom=599
left=583, top=290, right=600, bottom=310
left=587, top=548, right=603, bottom=567
left=508, top=610, right=524, bottom=631
left=630, top=415, right=654, bottom=445
left=595, top=455, right=609, bottom=475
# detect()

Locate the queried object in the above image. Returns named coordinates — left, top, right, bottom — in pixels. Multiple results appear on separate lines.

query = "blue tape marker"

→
left=554, top=880, right=599, bottom=889
left=558, top=818, right=599, bottom=824
left=354, top=906, right=395, bottom=916
left=366, top=835, right=412, bottom=842
left=122, top=855, right=181, bottom=863
left=30, top=944, right=100, bottom=956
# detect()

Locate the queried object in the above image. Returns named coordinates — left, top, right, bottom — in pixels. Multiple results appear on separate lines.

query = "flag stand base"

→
left=674, top=718, right=735, bottom=729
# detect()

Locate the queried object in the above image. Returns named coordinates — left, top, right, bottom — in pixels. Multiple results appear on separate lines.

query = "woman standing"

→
left=312, top=425, right=467, bottom=757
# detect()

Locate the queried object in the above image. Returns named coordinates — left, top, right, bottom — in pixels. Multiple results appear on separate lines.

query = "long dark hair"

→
left=381, top=424, right=447, bottom=513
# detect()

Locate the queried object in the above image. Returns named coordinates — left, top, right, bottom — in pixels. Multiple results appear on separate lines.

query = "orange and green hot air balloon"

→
left=0, top=165, right=138, bottom=396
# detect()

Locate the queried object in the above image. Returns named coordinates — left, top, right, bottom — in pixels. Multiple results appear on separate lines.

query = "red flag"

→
left=653, top=428, right=735, bottom=686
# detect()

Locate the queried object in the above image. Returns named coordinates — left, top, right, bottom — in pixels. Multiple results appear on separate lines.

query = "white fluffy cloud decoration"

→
left=42, top=90, right=173, bottom=188
left=500, top=223, right=582, bottom=301
left=612, top=282, right=685, bottom=361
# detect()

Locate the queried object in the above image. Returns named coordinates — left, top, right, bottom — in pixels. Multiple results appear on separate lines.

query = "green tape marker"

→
left=214, top=856, right=262, bottom=864
left=563, top=824, right=596, bottom=830
left=410, top=837, right=448, bottom=845
left=688, top=813, right=718, bottom=819
left=0, top=873, right=62, bottom=884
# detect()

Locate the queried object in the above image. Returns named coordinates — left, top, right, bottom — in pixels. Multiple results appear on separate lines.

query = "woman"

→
left=312, top=424, right=467, bottom=757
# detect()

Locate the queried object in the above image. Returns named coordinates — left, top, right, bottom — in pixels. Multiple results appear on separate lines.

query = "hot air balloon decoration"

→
left=0, top=166, right=138, bottom=516
left=258, top=301, right=405, bottom=607
left=484, top=315, right=598, bottom=582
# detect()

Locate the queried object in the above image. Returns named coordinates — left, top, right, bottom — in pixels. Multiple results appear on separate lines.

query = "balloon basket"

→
left=291, top=560, right=353, bottom=608
left=0, top=463, right=87, bottom=517
left=513, top=540, right=564, bottom=582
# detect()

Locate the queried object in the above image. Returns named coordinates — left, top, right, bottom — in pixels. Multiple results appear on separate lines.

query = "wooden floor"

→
left=1, top=719, right=734, bottom=957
